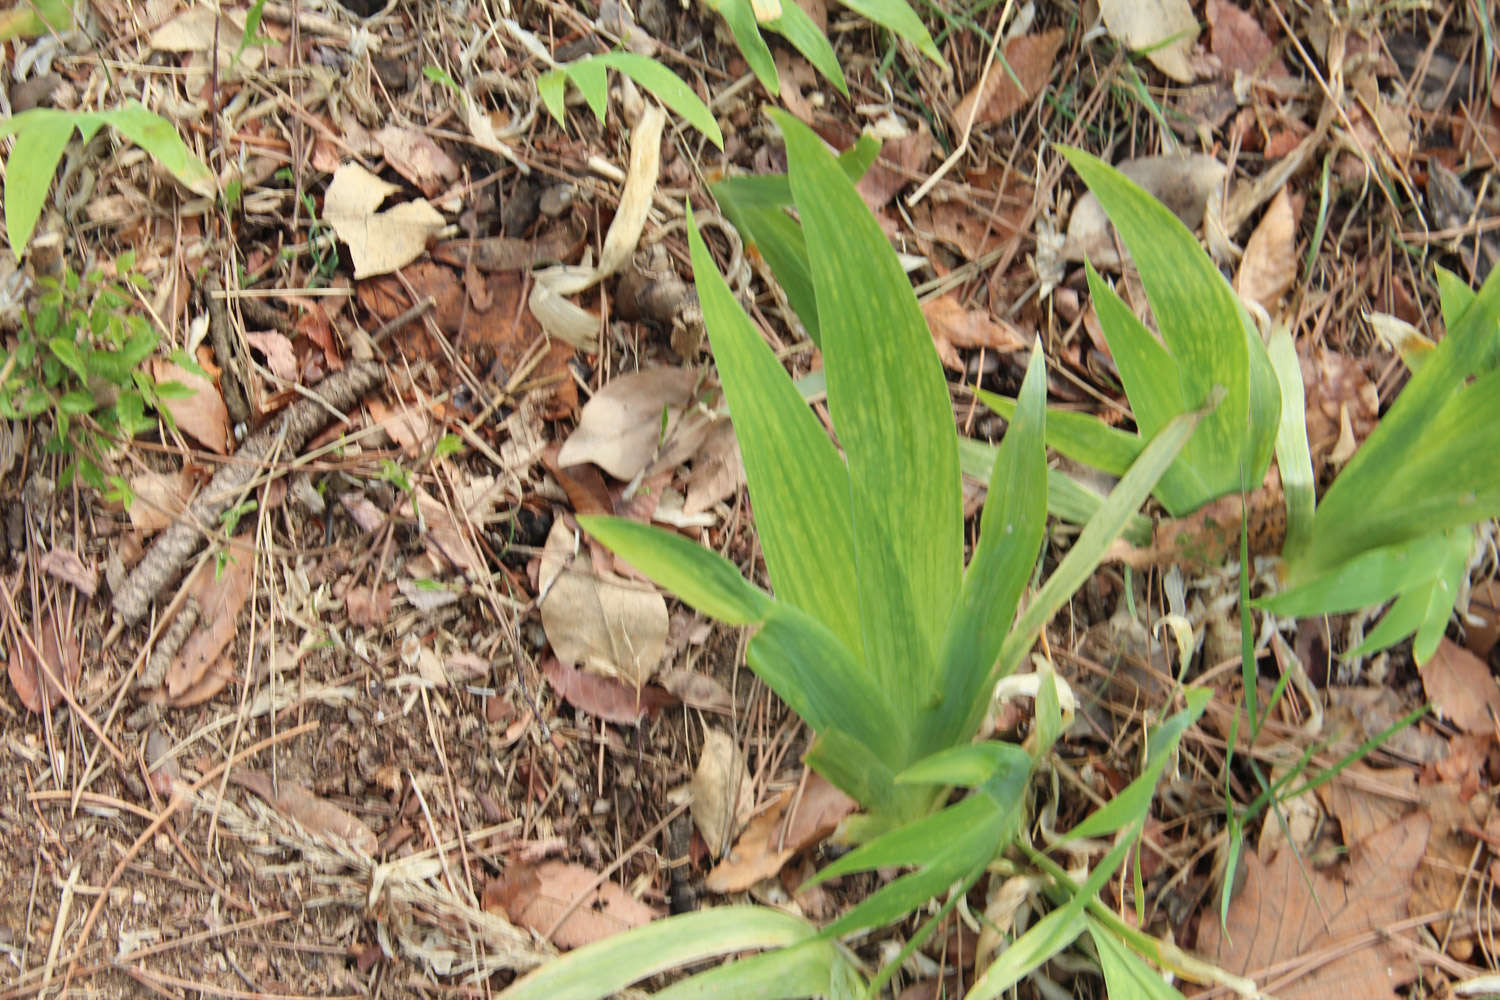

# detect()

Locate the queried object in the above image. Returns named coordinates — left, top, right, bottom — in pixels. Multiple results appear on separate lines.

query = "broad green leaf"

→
left=749, top=606, right=900, bottom=764
left=564, top=58, right=610, bottom=122
left=653, top=937, right=850, bottom=999
left=922, top=348, right=1046, bottom=756
left=1344, top=527, right=1472, bottom=663
left=1084, top=260, right=1183, bottom=442
left=1060, top=147, right=1278, bottom=510
left=688, top=205, right=861, bottom=651
left=497, top=906, right=821, bottom=1000
left=536, top=68, right=568, bottom=123
left=48, top=337, right=87, bottom=382
left=1259, top=531, right=1464, bottom=617
left=998, top=405, right=1205, bottom=677
left=57, top=389, right=95, bottom=415
left=1267, top=324, right=1314, bottom=560
left=711, top=135, right=879, bottom=346
left=707, top=0, right=779, bottom=94
left=0, top=0, right=72, bottom=40
left=779, top=109, right=962, bottom=706
left=1061, top=686, right=1210, bottom=842
left=577, top=514, right=774, bottom=625
left=897, top=740, right=1031, bottom=791
left=836, top=0, right=945, bottom=67
left=589, top=52, right=724, bottom=148
left=1292, top=259, right=1500, bottom=580
left=4, top=112, right=76, bottom=256
left=763, top=0, right=847, bottom=96
left=805, top=727, right=905, bottom=821
left=103, top=105, right=213, bottom=192
left=1089, top=918, right=1186, bottom=1000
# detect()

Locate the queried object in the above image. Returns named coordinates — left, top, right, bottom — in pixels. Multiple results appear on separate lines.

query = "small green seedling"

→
left=1, top=254, right=193, bottom=489
left=0, top=103, right=212, bottom=257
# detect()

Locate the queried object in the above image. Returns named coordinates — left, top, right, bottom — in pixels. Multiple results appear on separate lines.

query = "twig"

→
left=112, top=361, right=385, bottom=625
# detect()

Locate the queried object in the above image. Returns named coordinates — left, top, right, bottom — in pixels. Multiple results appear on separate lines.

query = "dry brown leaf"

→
left=7, top=610, right=79, bottom=714
left=691, top=728, right=754, bottom=859
left=231, top=769, right=378, bottom=855
left=1413, top=783, right=1491, bottom=946
left=1064, top=155, right=1227, bottom=268
left=414, top=481, right=494, bottom=580
left=857, top=122, right=933, bottom=210
left=324, top=163, right=445, bottom=279
left=244, top=330, right=298, bottom=382
left=149, top=7, right=262, bottom=75
left=152, top=357, right=231, bottom=454
left=921, top=294, right=1028, bottom=371
left=1466, top=578, right=1500, bottom=659
left=1198, top=812, right=1430, bottom=1000
left=1098, top=0, right=1198, bottom=83
left=367, top=397, right=433, bottom=458
left=1235, top=186, right=1299, bottom=311
left=952, top=30, right=1064, bottom=127
left=166, top=542, right=256, bottom=701
left=1299, top=344, right=1378, bottom=469
left=38, top=547, right=97, bottom=596
left=374, top=125, right=460, bottom=198
left=1419, top=638, right=1500, bottom=733
left=542, top=656, right=673, bottom=724
left=1313, top=761, right=1416, bottom=848
left=658, top=667, right=734, bottom=715
left=557, top=367, right=703, bottom=481
left=1206, top=0, right=1290, bottom=82
left=705, top=772, right=855, bottom=892
left=346, top=583, right=396, bottom=627
left=485, top=861, right=659, bottom=948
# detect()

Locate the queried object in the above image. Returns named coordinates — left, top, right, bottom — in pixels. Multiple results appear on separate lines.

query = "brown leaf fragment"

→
left=706, top=772, right=855, bottom=892
left=1235, top=187, right=1299, bottom=311
left=166, top=542, right=256, bottom=701
left=557, top=367, right=703, bottom=482
left=231, top=769, right=378, bottom=855
left=856, top=122, right=934, bottom=211
left=374, top=125, right=460, bottom=198
left=921, top=294, right=1028, bottom=371
left=152, top=357, right=231, bottom=455
left=346, top=583, right=396, bottom=627
left=682, top=420, right=744, bottom=517
left=127, top=471, right=193, bottom=534
left=38, top=548, right=97, bottom=596
left=7, top=610, right=80, bottom=713
left=1299, top=344, right=1378, bottom=470
left=1206, top=0, right=1291, bottom=82
left=658, top=668, right=734, bottom=715
left=1419, top=638, right=1500, bottom=733
left=1199, top=812, right=1430, bottom=1000
left=244, top=331, right=299, bottom=382
left=952, top=29, right=1064, bottom=127
left=541, top=656, right=672, bottom=725
left=486, top=860, right=659, bottom=948
left=1313, top=761, right=1417, bottom=848
left=1466, top=578, right=1500, bottom=660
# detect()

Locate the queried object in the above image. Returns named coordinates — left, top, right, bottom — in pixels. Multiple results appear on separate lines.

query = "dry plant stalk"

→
left=112, top=360, right=385, bottom=625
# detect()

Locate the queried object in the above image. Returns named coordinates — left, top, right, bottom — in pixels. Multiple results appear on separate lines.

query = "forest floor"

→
left=2, top=0, right=1500, bottom=997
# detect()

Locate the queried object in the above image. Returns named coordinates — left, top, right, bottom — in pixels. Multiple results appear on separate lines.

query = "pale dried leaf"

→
left=232, top=769, right=378, bottom=855
left=1199, top=813, right=1429, bottom=1000
left=658, top=667, right=734, bottom=714
left=1419, top=638, right=1500, bottom=734
left=539, top=521, right=667, bottom=685
left=705, top=772, right=854, bottom=892
left=149, top=7, right=262, bottom=72
left=128, top=470, right=193, bottom=534
left=557, top=367, right=702, bottom=480
left=244, top=331, right=298, bottom=382
left=152, top=358, right=231, bottom=454
left=415, top=487, right=488, bottom=580
left=1098, top=0, right=1198, bottom=83
left=682, top=420, right=745, bottom=517
left=38, top=548, right=97, bottom=596
left=324, top=163, right=445, bottom=279
left=367, top=398, right=434, bottom=458
left=1235, top=186, right=1298, bottom=310
left=691, top=728, right=754, bottom=859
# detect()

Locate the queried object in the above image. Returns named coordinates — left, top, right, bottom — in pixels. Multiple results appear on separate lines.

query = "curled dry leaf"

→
left=366, top=397, right=433, bottom=458
left=682, top=419, right=745, bottom=517
left=557, top=367, right=705, bottom=482
left=1064, top=155, right=1227, bottom=269
left=539, top=521, right=668, bottom=687
left=691, top=728, right=754, bottom=859
left=484, top=860, right=659, bottom=948
left=324, top=163, right=445, bottom=279
left=920, top=294, right=1028, bottom=371
left=658, top=667, right=734, bottom=715
left=244, top=331, right=299, bottom=382
left=231, top=769, right=379, bottom=856
left=152, top=357, right=231, bottom=454
left=7, top=610, right=80, bottom=714
left=952, top=29, right=1064, bottom=128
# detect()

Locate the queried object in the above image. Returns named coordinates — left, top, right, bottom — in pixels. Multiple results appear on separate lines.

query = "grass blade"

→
left=591, top=52, right=724, bottom=147
left=3, top=112, right=76, bottom=255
